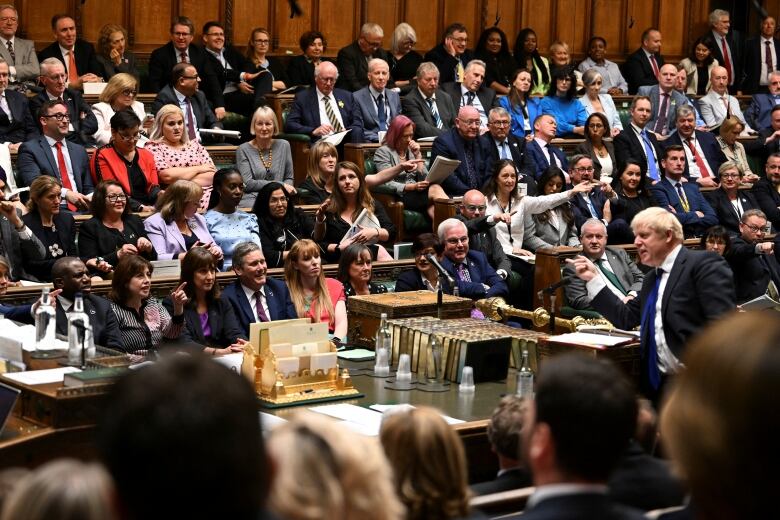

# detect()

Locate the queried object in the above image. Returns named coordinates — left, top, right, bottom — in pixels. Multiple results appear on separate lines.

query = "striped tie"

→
left=323, top=96, right=343, bottom=132
left=426, top=97, right=443, bottom=128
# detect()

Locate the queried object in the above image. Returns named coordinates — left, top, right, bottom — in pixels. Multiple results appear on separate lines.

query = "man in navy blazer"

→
left=222, top=242, right=297, bottom=336
left=706, top=9, right=742, bottom=95
left=429, top=106, right=488, bottom=197
left=0, top=61, right=37, bottom=149
left=613, top=97, right=663, bottom=181
left=440, top=60, right=498, bottom=129
left=17, top=99, right=93, bottom=211
left=438, top=218, right=507, bottom=299
left=352, top=58, right=400, bottom=143
left=745, top=71, right=780, bottom=131
left=36, top=15, right=101, bottom=90
left=741, top=16, right=780, bottom=94
left=622, top=28, right=664, bottom=94
left=481, top=107, right=537, bottom=193
left=284, top=61, right=361, bottom=142
left=649, top=145, right=717, bottom=237
left=567, top=155, right=613, bottom=232
left=526, top=114, right=568, bottom=179
left=664, top=105, right=726, bottom=187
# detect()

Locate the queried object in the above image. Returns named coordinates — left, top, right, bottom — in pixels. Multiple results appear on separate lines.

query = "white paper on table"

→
left=212, top=352, right=244, bottom=373
left=550, top=332, right=635, bottom=347
left=369, top=403, right=465, bottom=425
left=0, top=321, right=68, bottom=362
left=259, top=412, right=287, bottom=433
left=322, top=129, right=351, bottom=146
left=83, top=82, right=107, bottom=95
left=309, top=403, right=384, bottom=436
left=3, top=366, right=80, bottom=385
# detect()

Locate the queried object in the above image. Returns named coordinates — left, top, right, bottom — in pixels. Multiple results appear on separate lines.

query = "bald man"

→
left=699, top=65, right=754, bottom=131
left=283, top=60, right=362, bottom=142
left=638, top=63, right=687, bottom=136
left=429, top=105, right=489, bottom=196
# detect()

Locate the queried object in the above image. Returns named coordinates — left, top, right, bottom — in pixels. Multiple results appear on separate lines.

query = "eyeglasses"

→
left=446, top=236, right=469, bottom=245
left=121, top=89, right=137, bottom=97
left=574, top=166, right=595, bottom=173
left=450, top=37, right=469, bottom=44
left=318, top=77, right=336, bottom=83
left=743, top=223, right=765, bottom=233
left=42, top=113, right=70, bottom=121
left=0, top=17, right=17, bottom=23
left=116, top=132, right=141, bottom=142
left=181, top=75, right=200, bottom=80
left=720, top=173, right=741, bottom=179
left=206, top=32, right=225, bottom=38
left=173, top=32, right=191, bottom=38
left=464, top=204, right=487, bottom=212
left=489, top=120, right=510, bottom=127
left=588, top=123, right=604, bottom=129
left=106, top=194, right=128, bottom=202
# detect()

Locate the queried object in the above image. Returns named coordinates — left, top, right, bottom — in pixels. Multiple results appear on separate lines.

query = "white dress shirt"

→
left=44, top=134, right=78, bottom=199
left=241, top=283, right=270, bottom=322
left=316, top=88, right=345, bottom=132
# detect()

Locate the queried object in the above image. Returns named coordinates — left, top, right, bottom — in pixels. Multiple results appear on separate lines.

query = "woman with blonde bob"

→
left=380, top=406, right=472, bottom=520
left=284, top=239, right=347, bottom=342
left=299, top=140, right=338, bottom=204
left=91, top=73, right=147, bottom=146
left=268, top=411, right=404, bottom=520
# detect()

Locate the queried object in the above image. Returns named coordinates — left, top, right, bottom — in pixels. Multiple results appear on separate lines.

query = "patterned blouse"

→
left=204, top=210, right=262, bottom=270
left=110, top=298, right=184, bottom=353
left=145, top=140, right=215, bottom=210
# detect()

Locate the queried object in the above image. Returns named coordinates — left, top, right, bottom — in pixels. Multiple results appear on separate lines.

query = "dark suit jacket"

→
left=703, top=188, right=760, bottom=234
left=480, top=133, right=536, bottom=192
left=283, top=86, right=362, bottom=142
left=744, top=126, right=780, bottom=163
left=394, top=269, right=429, bottom=292
left=0, top=303, right=33, bottom=324
left=221, top=278, right=297, bottom=337
left=352, top=86, right=401, bottom=142
left=590, top=248, right=735, bottom=388
left=440, top=250, right=508, bottom=299
left=650, top=178, right=718, bottom=236
left=725, top=235, right=780, bottom=304
left=95, top=52, right=139, bottom=80
left=0, top=210, right=45, bottom=281
left=28, top=88, right=98, bottom=146
left=204, top=45, right=247, bottom=89
left=147, top=42, right=223, bottom=109
left=563, top=247, right=644, bottom=310
left=163, top=296, right=246, bottom=348
left=22, top=211, right=77, bottom=282
left=664, top=130, right=727, bottom=180
left=440, top=82, right=498, bottom=114
left=54, top=293, right=123, bottom=350
left=77, top=215, right=157, bottom=269
left=336, top=41, right=391, bottom=92
left=17, top=135, right=94, bottom=194
left=741, top=37, right=780, bottom=94
left=455, top=214, right=511, bottom=274
left=514, top=492, right=646, bottom=520
left=37, top=39, right=101, bottom=78
left=471, top=467, right=532, bottom=496
left=745, top=93, right=779, bottom=131
left=708, top=30, right=743, bottom=93
left=752, top=177, right=780, bottom=229
left=569, top=186, right=609, bottom=231
left=401, top=86, right=456, bottom=138
left=150, top=84, right=220, bottom=136
left=423, top=44, right=475, bottom=84
left=623, top=48, right=664, bottom=94
left=286, top=55, right=334, bottom=87
left=613, top=126, right=662, bottom=178
left=429, top=127, right=488, bottom=196
left=0, top=89, right=37, bottom=143
left=526, top=139, right=568, bottom=179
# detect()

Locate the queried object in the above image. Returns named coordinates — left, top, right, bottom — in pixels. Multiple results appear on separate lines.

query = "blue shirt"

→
left=204, top=210, right=262, bottom=270
left=539, top=95, right=588, bottom=137
left=498, top=96, right=541, bottom=139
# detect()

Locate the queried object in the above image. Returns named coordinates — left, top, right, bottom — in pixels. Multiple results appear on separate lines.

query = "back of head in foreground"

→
left=97, top=355, right=269, bottom=520
left=661, top=311, right=779, bottom=520
left=267, top=410, right=404, bottom=520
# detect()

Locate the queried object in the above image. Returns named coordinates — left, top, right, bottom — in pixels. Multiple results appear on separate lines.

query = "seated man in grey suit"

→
left=563, top=218, right=643, bottom=311
left=698, top=66, right=754, bottom=131
left=441, top=59, right=498, bottom=130
left=401, top=62, right=456, bottom=138
left=0, top=4, right=39, bottom=92
left=151, top=62, right=222, bottom=143
left=637, top=63, right=686, bottom=137
left=353, top=58, right=400, bottom=143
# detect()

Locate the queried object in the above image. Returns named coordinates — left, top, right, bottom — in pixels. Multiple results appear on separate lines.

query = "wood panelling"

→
left=591, top=0, right=626, bottom=61
left=231, top=0, right=270, bottom=49
left=443, top=0, right=481, bottom=46
left=403, top=0, right=440, bottom=51
left=81, top=0, right=123, bottom=42
left=363, top=1, right=401, bottom=40
left=657, top=0, right=688, bottom=57
left=23, top=0, right=67, bottom=43
left=271, top=0, right=313, bottom=52
left=180, top=0, right=221, bottom=39
left=520, top=0, right=554, bottom=52
left=131, top=0, right=172, bottom=50
left=318, top=0, right=358, bottom=50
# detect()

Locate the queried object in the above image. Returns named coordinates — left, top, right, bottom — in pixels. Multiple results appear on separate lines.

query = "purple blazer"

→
left=143, top=212, right=221, bottom=260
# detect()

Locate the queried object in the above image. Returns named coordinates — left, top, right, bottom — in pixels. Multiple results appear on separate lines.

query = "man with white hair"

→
left=337, top=23, right=391, bottom=92
left=441, top=59, right=498, bottom=129
left=745, top=70, right=780, bottom=131
left=401, top=62, right=456, bottom=138
left=284, top=61, right=360, bottom=142
left=352, top=58, right=400, bottom=142
left=698, top=65, right=754, bottom=130
left=706, top=8, right=742, bottom=94
left=438, top=217, right=507, bottom=300
left=0, top=4, right=39, bottom=92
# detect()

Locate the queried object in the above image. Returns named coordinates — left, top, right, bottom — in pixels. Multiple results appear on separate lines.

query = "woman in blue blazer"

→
left=498, top=69, right=542, bottom=139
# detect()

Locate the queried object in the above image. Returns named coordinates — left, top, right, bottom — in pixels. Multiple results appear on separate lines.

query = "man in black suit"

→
left=745, top=71, right=780, bottom=131
left=424, top=23, right=474, bottom=85
left=526, top=114, right=568, bottom=179
left=441, top=59, right=497, bottom=130
left=51, top=257, right=122, bottom=350
left=147, top=16, right=224, bottom=118
left=516, top=355, right=644, bottom=520
left=480, top=107, right=536, bottom=192
left=151, top=63, right=221, bottom=143
left=455, top=190, right=512, bottom=280
left=623, top=28, right=664, bottom=94
left=336, top=22, right=391, bottom=92
left=724, top=209, right=780, bottom=304
left=706, top=9, right=742, bottom=95
left=29, top=58, right=98, bottom=146
left=429, top=105, right=488, bottom=196
left=222, top=242, right=297, bottom=337
left=471, top=395, right=532, bottom=496
left=567, top=206, right=735, bottom=399
left=36, top=14, right=100, bottom=90
left=664, top=104, right=726, bottom=187
left=741, top=16, right=780, bottom=95
left=753, top=153, right=780, bottom=230
left=401, top=62, right=456, bottom=138
left=613, top=96, right=663, bottom=181
left=0, top=59, right=37, bottom=150
left=744, top=104, right=780, bottom=162
left=567, top=154, right=614, bottom=232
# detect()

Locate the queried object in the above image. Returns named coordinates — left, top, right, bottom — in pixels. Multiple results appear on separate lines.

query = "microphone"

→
left=426, top=253, right=455, bottom=286
left=538, top=277, right=572, bottom=299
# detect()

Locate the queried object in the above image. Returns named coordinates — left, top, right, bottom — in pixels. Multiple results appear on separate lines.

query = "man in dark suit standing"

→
left=29, top=58, right=97, bottom=146
left=526, top=114, right=568, bottom=179
left=424, top=23, right=474, bottom=85
left=17, top=99, right=93, bottom=211
left=623, top=28, right=664, bottom=94
left=707, top=9, right=742, bottom=95
left=336, top=23, right=391, bottom=92
left=664, top=104, right=726, bottom=187
left=753, top=153, right=780, bottom=230
left=222, top=242, right=297, bottom=337
left=147, top=17, right=224, bottom=118
left=352, top=58, right=401, bottom=143
left=518, top=355, right=645, bottom=520
left=568, top=206, right=735, bottom=399
left=401, top=62, right=456, bottom=138
left=284, top=61, right=361, bottom=143
left=480, top=107, right=536, bottom=193
left=51, top=257, right=123, bottom=350
left=151, top=63, right=221, bottom=143
left=429, top=106, right=488, bottom=196
left=441, top=59, right=497, bottom=130
left=637, top=63, right=687, bottom=137
left=613, top=96, right=663, bottom=181
left=745, top=71, right=780, bottom=131
left=724, top=209, right=780, bottom=304
left=36, top=14, right=101, bottom=90
left=471, top=395, right=532, bottom=496
left=741, top=16, right=780, bottom=95
left=0, top=59, right=37, bottom=150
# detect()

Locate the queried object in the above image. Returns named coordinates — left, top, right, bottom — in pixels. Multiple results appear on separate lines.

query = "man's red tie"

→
left=55, top=141, right=77, bottom=211
left=650, top=54, right=659, bottom=78
left=67, top=50, right=78, bottom=84
left=721, top=37, right=732, bottom=85
left=686, top=139, right=711, bottom=178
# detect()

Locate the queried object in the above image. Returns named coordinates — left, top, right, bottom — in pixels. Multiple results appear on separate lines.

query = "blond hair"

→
left=284, top=239, right=336, bottom=329
left=249, top=105, right=279, bottom=136
left=306, top=140, right=338, bottom=191
left=149, top=104, right=189, bottom=145
left=156, top=179, right=202, bottom=222
left=631, top=207, right=684, bottom=242
left=99, top=72, right=138, bottom=104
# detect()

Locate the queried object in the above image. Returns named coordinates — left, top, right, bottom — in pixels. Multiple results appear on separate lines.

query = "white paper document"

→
left=3, top=367, right=81, bottom=385
left=425, top=155, right=461, bottom=184
left=322, top=129, right=351, bottom=146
